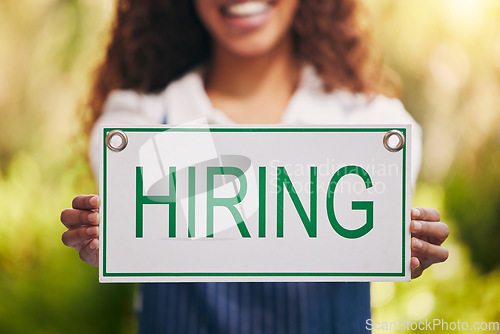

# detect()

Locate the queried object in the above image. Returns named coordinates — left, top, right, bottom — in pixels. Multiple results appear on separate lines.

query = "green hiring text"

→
left=135, top=165, right=373, bottom=239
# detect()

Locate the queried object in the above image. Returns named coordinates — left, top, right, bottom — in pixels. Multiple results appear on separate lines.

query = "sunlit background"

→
left=1, top=0, right=499, bottom=333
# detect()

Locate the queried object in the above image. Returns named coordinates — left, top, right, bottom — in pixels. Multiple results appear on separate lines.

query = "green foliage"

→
left=372, top=185, right=500, bottom=334
left=0, top=1, right=136, bottom=333
left=365, top=0, right=500, bottom=332
left=444, top=136, right=500, bottom=273
left=0, top=149, right=137, bottom=334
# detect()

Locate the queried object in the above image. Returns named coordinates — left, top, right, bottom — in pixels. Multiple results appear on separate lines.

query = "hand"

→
left=410, top=207, right=449, bottom=279
left=60, top=195, right=100, bottom=267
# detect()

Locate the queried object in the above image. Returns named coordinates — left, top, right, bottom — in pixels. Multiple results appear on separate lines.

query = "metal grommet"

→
left=105, top=130, right=128, bottom=152
left=383, top=130, right=405, bottom=152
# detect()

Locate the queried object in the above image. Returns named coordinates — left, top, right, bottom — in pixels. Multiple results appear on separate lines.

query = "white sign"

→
left=100, top=125, right=411, bottom=282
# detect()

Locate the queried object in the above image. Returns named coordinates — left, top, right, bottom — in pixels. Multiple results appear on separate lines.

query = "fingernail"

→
left=413, top=238, right=423, bottom=249
left=90, top=196, right=98, bottom=207
left=412, top=208, right=421, bottom=218
left=89, top=242, right=96, bottom=251
left=412, top=221, right=422, bottom=233
left=88, top=212, right=97, bottom=224
left=87, top=226, right=98, bottom=236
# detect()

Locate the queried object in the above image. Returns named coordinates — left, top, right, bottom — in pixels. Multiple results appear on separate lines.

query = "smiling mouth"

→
left=220, top=1, right=275, bottom=18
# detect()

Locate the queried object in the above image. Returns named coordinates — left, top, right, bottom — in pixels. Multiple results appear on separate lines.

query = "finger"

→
left=79, top=238, right=99, bottom=267
left=410, top=257, right=420, bottom=269
left=72, top=195, right=100, bottom=210
left=411, top=257, right=423, bottom=279
left=62, top=226, right=99, bottom=249
left=411, top=207, right=440, bottom=222
left=411, top=220, right=449, bottom=245
left=412, top=237, right=449, bottom=264
left=60, top=209, right=99, bottom=229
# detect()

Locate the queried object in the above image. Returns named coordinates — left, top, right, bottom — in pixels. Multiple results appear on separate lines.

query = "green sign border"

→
left=102, top=127, right=408, bottom=278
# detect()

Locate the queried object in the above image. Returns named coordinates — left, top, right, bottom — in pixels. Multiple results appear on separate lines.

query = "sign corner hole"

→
left=383, top=130, right=405, bottom=152
left=106, top=130, right=128, bottom=152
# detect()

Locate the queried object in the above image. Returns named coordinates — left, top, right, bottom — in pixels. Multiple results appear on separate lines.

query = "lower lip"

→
left=221, top=6, right=274, bottom=33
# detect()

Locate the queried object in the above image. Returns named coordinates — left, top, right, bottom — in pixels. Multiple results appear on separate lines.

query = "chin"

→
left=222, top=36, right=281, bottom=58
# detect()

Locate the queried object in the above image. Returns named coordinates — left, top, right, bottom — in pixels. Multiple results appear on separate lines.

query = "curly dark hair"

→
left=87, top=0, right=397, bottom=131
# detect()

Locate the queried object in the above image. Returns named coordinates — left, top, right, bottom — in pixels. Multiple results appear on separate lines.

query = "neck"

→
left=204, top=37, right=300, bottom=124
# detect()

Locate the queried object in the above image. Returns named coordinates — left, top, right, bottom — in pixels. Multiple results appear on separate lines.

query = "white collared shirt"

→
left=91, top=66, right=422, bottom=185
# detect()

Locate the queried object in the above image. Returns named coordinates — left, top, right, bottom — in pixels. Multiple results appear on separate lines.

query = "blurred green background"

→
left=0, top=0, right=499, bottom=333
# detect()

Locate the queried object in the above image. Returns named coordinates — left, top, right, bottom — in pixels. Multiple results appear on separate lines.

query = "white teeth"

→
left=224, top=2, right=271, bottom=17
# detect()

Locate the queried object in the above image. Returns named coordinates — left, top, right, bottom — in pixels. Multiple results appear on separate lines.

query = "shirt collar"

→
left=161, top=64, right=336, bottom=125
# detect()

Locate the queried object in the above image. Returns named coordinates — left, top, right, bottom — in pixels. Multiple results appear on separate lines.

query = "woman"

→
left=61, top=0, right=450, bottom=333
